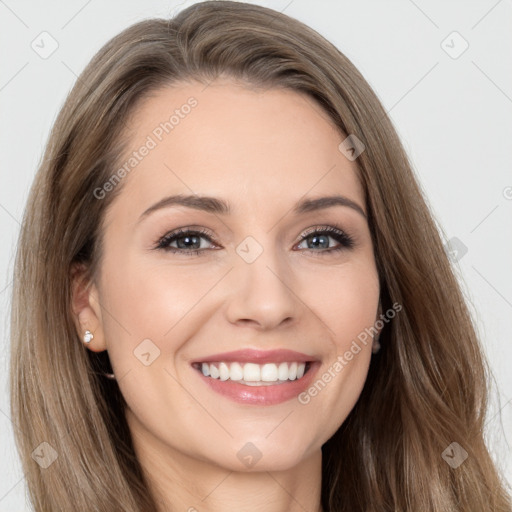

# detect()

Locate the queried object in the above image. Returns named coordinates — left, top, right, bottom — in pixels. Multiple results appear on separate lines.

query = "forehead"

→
left=107, top=79, right=364, bottom=222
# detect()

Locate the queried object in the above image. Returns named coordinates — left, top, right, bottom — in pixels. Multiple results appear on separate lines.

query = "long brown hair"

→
left=10, top=1, right=511, bottom=510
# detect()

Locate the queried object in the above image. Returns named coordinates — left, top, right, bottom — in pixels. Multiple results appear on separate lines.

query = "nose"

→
left=224, top=245, right=299, bottom=330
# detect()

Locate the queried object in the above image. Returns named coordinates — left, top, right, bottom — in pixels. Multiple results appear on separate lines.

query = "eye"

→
left=295, top=225, right=355, bottom=255
left=154, top=224, right=355, bottom=256
left=154, top=227, right=218, bottom=255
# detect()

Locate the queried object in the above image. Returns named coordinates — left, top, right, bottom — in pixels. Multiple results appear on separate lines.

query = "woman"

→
left=9, top=1, right=511, bottom=510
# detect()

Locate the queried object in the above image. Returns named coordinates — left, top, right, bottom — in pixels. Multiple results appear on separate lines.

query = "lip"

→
left=190, top=348, right=319, bottom=365
left=192, top=360, right=321, bottom=406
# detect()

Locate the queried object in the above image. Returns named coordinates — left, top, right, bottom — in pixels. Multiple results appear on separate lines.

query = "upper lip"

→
left=191, top=349, right=319, bottom=365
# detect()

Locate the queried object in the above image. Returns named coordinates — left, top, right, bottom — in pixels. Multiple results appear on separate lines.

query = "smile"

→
left=191, top=360, right=320, bottom=405
left=192, top=361, right=311, bottom=385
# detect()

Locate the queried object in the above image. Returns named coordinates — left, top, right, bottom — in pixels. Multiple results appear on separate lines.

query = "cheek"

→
left=297, top=260, right=379, bottom=422
left=97, top=260, right=207, bottom=423
left=309, top=260, right=380, bottom=346
left=101, top=256, right=211, bottom=342
left=332, top=284, right=379, bottom=348
left=97, top=255, right=230, bottom=399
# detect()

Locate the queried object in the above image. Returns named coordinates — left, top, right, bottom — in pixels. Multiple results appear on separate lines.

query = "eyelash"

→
left=154, top=225, right=355, bottom=257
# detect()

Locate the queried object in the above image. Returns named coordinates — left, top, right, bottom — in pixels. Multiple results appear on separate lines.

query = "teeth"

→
left=219, top=362, right=230, bottom=381
left=289, top=362, right=298, bottom=380
left=210, top=364, right=220, bottom=379
left=261, top=363, right=278, bottom=382
left=278, top=362, right=288, bottom=381
left=196, top=361, right=308, bottom=383
left=229, top=362, right=244, bottom=381
left=243, top=363, right=260, bottom=382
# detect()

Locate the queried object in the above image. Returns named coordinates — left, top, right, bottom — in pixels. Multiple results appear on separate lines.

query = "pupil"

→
left=177, top=235, right=200, bottom=249
left=309, top=234, right=328, bottom=249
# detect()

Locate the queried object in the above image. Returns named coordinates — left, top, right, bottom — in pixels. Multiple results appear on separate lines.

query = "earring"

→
left=372, top=333, right=381, bottom=354
left=81, top=330, right=116, bottom=379
left=83, top=330, right=94, bottom=344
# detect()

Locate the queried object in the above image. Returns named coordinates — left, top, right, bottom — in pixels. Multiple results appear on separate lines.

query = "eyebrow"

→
left=138, top=193, right=367, bottom=223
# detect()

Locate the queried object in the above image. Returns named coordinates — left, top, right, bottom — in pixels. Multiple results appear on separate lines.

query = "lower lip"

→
left=192, top=362, right=320, bottom=405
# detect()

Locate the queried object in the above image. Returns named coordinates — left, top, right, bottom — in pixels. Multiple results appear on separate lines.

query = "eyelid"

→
left=154, top=226, right=219, bottom=250
left=297, top=224, right=346, bottom=240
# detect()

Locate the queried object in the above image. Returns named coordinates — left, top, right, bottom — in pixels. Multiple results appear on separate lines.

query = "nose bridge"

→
left=224, top=232, right=299, bottom=328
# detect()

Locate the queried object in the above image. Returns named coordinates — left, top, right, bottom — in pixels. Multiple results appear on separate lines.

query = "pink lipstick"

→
left=191, top=349, right=320, bottom=405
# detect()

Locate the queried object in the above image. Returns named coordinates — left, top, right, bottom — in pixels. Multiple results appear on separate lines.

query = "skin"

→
left=72, top=78, right=380, bottom=512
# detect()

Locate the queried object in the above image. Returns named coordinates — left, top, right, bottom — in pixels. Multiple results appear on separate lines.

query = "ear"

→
left=70, top=262, right=107, bottom=353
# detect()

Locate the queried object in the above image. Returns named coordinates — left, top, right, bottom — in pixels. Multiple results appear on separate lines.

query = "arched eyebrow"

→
left=138, top=193, right=367, bottom=223
left=294, top=195, right=366, bottom=218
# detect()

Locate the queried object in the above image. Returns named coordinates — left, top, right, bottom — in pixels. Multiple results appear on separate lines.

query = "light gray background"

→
left=1, top=0, right=511, bottom=509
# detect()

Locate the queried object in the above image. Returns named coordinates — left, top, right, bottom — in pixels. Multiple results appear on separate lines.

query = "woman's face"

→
left=84, top=79, right=380, bottom=472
